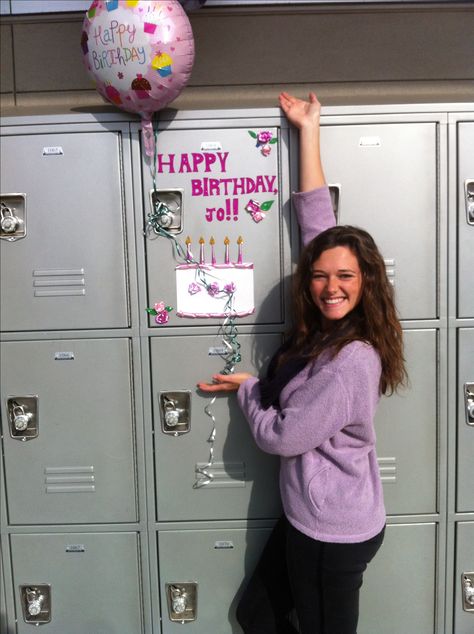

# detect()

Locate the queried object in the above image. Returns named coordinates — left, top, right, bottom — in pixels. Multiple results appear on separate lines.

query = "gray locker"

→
left=143, top=126, right=287, bottom=327
left=454, top=522, right=474, bottom=633
left=458, top=122, right=474, bottom=318
left=359, top=523, right=436, bottom=633
left=321, top=122, right=438, bottom=320
left=158, top=525, right=272, bottom=633
left=0, top=130, right=129, bottom=331
left=375, top=329, right=438, bottom=514
left=151, top=334, right=282, bottom=521
left=456, top=328, right=474, bottom=513
left=1, top=339, right=137, bottom=524
left=10, top=532, right=143, bottom=634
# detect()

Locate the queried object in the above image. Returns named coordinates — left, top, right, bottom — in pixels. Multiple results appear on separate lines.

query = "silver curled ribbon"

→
left=145, top=116, right=242, bottom=489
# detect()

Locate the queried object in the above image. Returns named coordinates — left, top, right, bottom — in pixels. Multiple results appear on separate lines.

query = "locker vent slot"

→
left=44, top=466, right=95, bottom=493
left=33, top=268, right=85, bottom=297
left=194, top=461, right=245, bottom=488
left=378, top=457, right=397, bottom=483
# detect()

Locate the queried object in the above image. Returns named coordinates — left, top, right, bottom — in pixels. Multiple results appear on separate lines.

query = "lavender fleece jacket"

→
left=237, top=186, right=386, bottom=543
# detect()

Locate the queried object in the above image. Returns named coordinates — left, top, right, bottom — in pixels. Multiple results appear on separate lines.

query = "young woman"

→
left=198, top=92, right=407, bottom=634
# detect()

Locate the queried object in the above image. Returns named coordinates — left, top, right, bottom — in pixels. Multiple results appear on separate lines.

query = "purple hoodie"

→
left=237, top=186, right=386, bottom=543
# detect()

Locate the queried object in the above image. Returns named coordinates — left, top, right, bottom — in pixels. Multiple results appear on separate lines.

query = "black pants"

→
left=236, top=517, right=385, bottom=634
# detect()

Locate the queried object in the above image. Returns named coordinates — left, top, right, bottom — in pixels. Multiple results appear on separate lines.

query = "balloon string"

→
left=145, top=118, right=242, bottom=488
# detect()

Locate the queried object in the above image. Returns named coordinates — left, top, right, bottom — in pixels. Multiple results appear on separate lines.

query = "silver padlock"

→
left=12, top=403, right=33, bottom=432
left=0, top=202, right=20, bottom=233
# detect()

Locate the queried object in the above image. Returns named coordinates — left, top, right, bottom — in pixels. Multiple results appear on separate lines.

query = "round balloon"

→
left=81, top=0, right=195, bottom=153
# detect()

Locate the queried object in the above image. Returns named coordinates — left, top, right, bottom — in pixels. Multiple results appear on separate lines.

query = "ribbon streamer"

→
left=145, top=118, right=242, bottom=488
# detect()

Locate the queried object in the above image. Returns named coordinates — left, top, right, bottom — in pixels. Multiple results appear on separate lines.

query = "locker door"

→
left=1, top=339, right=137, bottom=524
left=375, top=329, right=437, bottom=514
left=457, top=328, right=474, bottom=512
left=454, top=522, right=474, bottom=633
left=0, top=131, right=129, bottom=331
left=359, top=523, right=436, bottom=633
left=151, top=334, right=282, bottom=521
left=158, top=526, right=272, bottom=633
left=143, top=126, right=287, bottom=327
left=458, top=122, right=474, bottom=318
left=321, top=122, right=437, bottom=320
left=10, top=532, right=143, bottom=634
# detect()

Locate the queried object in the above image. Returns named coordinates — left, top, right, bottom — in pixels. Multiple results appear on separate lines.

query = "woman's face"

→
left=309, top=246, right=363, bottom=326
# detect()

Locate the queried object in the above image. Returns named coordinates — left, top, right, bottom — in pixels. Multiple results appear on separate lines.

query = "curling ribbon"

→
left=145, top=118, right=242, bottom=488
left=142, top=118, right=156, bottom=159
left=193, top=395, right=218, bottom=488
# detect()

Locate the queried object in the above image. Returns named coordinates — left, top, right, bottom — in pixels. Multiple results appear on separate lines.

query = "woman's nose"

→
left=326, top=276, right=339, bottom=293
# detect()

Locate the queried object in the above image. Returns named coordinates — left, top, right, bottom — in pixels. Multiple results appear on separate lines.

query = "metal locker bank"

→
left=0, top=101, right=473, bottom=634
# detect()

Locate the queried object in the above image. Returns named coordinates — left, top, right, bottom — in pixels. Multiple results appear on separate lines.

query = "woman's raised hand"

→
left=197, top=372, right=254, bottom=393
left=279, top=92, right=321, bottom=130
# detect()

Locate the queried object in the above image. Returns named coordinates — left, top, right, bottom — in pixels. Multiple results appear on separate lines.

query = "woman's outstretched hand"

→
left=197, top=372, right=254, bottom=393
left=279, top=91, right=321, bottom=130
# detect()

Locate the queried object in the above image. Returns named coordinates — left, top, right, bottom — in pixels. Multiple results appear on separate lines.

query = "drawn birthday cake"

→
left=175, top=236, right=255, bottom=318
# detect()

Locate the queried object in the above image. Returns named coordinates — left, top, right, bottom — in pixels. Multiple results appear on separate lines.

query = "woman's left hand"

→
left=197, top=372, right=254, bottom=393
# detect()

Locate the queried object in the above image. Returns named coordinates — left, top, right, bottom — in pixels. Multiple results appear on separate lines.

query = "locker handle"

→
left=20, top=585, right=52, bottom=624
left=0, top=194, right=26, bottom=241
left=328, top=184, right=340, bottom=222
left=465, top=383, right=474, bottom=426
left=466, top=180, right=474, bottom=225
left=166, top=582, right=198, bottom=622
left=462, top=573, right=474, bottom=612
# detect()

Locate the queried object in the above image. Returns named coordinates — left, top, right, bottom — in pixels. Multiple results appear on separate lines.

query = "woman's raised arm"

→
left=278, top=91, right=326, bottom=192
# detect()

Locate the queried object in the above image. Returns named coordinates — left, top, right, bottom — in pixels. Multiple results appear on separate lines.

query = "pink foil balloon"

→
left=81, top=0, right=195, bottom=155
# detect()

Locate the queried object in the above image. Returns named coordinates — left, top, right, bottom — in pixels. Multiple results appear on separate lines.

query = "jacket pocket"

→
left=306, top=465, right=330, bottom=512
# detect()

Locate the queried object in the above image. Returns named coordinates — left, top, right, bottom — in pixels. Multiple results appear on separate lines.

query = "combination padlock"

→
left=164, top=397, right=180, bottom=428
left=0, top=202, right=20, bottom=234
left=12, top=403, right=33, bottom=432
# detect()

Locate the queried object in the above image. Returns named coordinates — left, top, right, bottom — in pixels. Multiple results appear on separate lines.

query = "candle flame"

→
left=199, top=236, right=205, bottom=245
left=237, top=236, right=243, bottom=244
left=224, top=236, right=230, bottom=245
left=185, top=236, right=191, bottom=245
left=209, top=236, right=215, bottom=245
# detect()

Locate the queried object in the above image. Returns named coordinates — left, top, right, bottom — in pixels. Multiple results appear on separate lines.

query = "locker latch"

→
left=7, top=396, right=39, bottom=441
left=166, top=582, right=198, bottom=623
left=159, top=391, right=191, bottom=436
left=465, top=383, right=474, bottom=426
left=20, top=584, right=52, bottom=624
left=148, top=188, right=184, bottom=234
left=0, top=195, right=26, bottom=241
left=465, top=180, right=474, bottom=225
left=462, top=573, right=474, bottom=612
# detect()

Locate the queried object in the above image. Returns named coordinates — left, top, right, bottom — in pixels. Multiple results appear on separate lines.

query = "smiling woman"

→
left=309, top=245, right=363, bottom=325
left=199, top=92, right=408, bottom=634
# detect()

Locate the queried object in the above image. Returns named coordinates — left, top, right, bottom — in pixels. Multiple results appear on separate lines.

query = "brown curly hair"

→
left=285, top=225, right=407, bottom=395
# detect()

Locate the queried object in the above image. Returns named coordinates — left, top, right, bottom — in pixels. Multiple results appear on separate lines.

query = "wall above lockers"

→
left=1, top=2, right=473, bottom=115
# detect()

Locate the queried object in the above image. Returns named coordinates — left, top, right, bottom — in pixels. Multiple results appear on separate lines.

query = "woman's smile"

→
left=310, top=246, right=363, bottom=324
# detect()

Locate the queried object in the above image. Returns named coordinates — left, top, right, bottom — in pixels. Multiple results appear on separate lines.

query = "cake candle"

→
left=224, top=236, right=230, bottom=264
left=210, top=236, right=216, bottom=264
left=185, top=236, right=192, bottom=262
left=199, top=236, right=205, bottom=264
left=237, top=236, right=243, bottom=264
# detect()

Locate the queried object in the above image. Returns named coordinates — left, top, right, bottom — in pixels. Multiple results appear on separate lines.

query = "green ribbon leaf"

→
left=248, top=130, right=258, bottom=139
left=146, top=308, right=158, bottom=316
left=260, top=200, right=274, bottom=212
left=269, top=138, right=278, bottom=144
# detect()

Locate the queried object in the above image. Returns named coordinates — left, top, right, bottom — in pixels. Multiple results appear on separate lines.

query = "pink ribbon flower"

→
left=208, top=282, right=220, bottom=296
left=257, top=130, right=273, bottom=144
left=188, top=282, right=201, bottom=295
